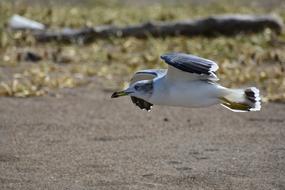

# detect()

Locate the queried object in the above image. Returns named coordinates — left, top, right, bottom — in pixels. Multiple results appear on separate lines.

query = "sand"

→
left=0, top=84, right=285, bottom=190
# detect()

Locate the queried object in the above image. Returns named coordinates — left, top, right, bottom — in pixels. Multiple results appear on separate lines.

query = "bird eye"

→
left=134, top=85, right=139, bottom=90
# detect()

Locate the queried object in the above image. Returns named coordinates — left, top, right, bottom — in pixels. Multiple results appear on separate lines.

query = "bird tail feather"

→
left=220, top=87, right=261, bottom=112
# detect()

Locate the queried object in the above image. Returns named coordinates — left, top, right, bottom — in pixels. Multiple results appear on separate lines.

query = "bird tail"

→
left=219, top=87, right=261, bottom=112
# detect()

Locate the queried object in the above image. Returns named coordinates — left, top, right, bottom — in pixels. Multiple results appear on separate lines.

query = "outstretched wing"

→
left=130, top=69, right=166, bottom=85
left=161, top=53, right=219, bottom=81
left=130, top=69, right=166, bottom=111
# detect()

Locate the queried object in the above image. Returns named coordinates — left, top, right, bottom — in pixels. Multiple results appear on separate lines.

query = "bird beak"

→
left=111, top=90, right=133, bottom=98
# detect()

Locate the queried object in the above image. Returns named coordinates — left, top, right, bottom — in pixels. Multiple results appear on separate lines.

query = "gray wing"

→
left=130, top=69, right=166, bottom=85
left=130, top=69, right=166, bottom=111
left=161, top=53, right=219, bottom=81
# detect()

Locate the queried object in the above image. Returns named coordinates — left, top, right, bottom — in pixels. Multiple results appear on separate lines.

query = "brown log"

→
left=33, top=14, right=283, bottom=43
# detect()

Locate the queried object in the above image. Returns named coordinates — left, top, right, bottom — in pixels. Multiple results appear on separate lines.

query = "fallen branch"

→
left=13, top=14, right=284, bottom=43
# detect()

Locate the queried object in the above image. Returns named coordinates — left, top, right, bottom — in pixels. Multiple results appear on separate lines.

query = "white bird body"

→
left=112, top=53, right=261, bottom=112
left=150, top=77, right=225, bottom=107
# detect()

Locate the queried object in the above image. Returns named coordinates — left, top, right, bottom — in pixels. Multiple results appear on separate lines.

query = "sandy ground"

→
left=0, top=82, right=285, bottom=190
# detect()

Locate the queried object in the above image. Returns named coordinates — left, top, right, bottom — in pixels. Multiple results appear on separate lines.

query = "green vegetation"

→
left=0, top=1, right=284, bottom=102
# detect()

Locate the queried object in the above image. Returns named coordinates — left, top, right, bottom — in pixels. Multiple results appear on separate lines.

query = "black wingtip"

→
left=160, top=52, right=179, bottom=60
left=160, top=55, right=166, bottom=60
left=160, top=53, right=173, bottom=64
left=130, top=96, right=153, bottom=111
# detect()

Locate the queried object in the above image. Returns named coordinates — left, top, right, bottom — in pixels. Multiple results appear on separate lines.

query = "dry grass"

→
left=0, top=1, right=285, bottom=102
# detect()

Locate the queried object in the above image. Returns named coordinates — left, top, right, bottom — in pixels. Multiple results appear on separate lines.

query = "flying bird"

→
left=111, top=53, right=261, bottom=112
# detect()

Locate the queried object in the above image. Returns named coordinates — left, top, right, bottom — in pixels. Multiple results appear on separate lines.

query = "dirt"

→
left=0, top=82, right=285, bottom=190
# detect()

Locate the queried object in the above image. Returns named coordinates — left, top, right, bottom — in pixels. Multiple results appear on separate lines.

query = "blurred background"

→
left=1, top=1, right=285, bottom=189
left=0, top=0, right=285, bottom=101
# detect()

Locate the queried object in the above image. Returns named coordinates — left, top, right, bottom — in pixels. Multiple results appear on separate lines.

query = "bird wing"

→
left=130, top=69, right=166, bottom=111
left=130, top=69, right=166, bottom=85
left=160, top=52, right=219, bottom=81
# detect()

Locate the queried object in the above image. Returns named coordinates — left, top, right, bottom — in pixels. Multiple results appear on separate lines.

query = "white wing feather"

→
left=130, top=69, right=166, bottom=85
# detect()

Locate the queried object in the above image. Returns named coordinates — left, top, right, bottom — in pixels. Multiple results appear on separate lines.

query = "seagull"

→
left=111, top=52, right=261, bottom=112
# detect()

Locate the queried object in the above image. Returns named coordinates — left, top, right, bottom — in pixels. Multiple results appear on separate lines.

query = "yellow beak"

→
left=111, top=90, right=132, bottom=98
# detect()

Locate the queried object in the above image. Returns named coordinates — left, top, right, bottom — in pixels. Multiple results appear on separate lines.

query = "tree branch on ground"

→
left=9, top=14, right=284, bottom=44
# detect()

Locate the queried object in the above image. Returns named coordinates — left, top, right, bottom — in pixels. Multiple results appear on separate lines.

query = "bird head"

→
left=111, top=80, right=153, bottom=100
